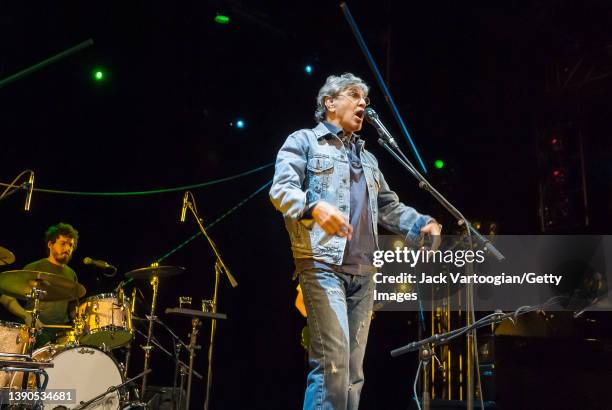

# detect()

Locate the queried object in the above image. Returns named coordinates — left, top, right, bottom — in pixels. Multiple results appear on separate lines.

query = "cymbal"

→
left=125, top=265, right=185, bottom=280
left=0, top=246, right=15, bottom=266
left=0, top=270, right=86, bottom=301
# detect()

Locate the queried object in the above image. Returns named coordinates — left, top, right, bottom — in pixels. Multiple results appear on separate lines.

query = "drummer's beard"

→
left=52, top=250, right=72, bottom=265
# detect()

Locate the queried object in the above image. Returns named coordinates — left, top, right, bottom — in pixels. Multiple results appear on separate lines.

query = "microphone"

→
left=83, top=257, right=116, bottom=270
left=24, top=171, right=34, bottom=211
left=180, top=191, right=189, bottom=223
left=364, top=107, right=400, bottom=150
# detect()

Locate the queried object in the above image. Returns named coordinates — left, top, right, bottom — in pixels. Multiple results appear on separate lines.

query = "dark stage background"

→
left=1, top=1, right=611, bottom=409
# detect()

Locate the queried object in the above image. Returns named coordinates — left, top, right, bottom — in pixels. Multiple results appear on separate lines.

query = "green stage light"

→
left=434, top=159, right=445, bottom=169
left=214, top=14, right=230, bottom=24
left=93, top=69, right=104, bottom=81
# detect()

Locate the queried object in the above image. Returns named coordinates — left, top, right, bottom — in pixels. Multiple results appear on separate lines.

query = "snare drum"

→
left=78, top=293, right=132, bottom=349
left=0, top=320, right=28, bottom=387
left=11, top=345, right=123, bottom=409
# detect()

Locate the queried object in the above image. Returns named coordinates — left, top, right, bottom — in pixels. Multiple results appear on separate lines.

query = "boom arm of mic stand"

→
left=376, top=138, right=505, bottom=261
left=391, top=311, right=513, bottom=358
left=186, top=202, right=238, bottom=288
left=74, top=369, right=151, bottom=410
left=391, top=299, right=560, bottom=358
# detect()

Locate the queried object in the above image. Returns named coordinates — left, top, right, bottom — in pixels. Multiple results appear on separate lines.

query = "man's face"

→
left=48, top=235, right=75, bottom=265
left=326, top=86, right=368, bottom=135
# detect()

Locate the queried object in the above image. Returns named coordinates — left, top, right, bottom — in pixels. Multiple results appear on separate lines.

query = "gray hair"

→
left=314, top=73, right=369, bottom=122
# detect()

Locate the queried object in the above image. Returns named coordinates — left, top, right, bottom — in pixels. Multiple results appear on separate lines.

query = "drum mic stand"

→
left=182, top=192, right=237, bottom=410
left=74, top=368, right=151, bottom=410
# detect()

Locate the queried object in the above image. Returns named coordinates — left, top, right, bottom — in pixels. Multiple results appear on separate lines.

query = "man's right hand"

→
left=24, top=313, right=44, bottom=330
left=312, top=202, right=353, bottom=240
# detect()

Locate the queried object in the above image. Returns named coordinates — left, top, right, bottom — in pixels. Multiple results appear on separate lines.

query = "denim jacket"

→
left=270, top=122, right=432, bottom=265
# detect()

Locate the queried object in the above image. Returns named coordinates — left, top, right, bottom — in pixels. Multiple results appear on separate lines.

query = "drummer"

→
left=0, top=223, right=80, bottom=346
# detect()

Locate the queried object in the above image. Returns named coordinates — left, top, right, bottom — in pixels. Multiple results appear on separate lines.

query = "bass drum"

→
left=11, top=345, right=123, bottom=409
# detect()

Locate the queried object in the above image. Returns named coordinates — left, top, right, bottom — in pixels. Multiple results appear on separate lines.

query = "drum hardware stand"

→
left=185, top=317, right=201, bottom=410
left=74, top=368, right=151, bottom=410
left=25, top=287, right=46, bottom=354
left=151, top=316, right=200, bottom=410
left=181, top=192, right=238, bottom=410
left=140, top=273, right=159, bottom=399
left=123, top=287, right=138, bottom=380
left=132, top=323, right=202, bottom=409
left=165, top=308, right=227, bottom=410
left=175, top=342, right=184, bottom=410
left=132, top=325, right=203, bottom=380
left=21, top=287, right=46, bottom=390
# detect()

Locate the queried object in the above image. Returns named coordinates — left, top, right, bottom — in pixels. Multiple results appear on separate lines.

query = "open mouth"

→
left=355, top=109, right=365, bottom=119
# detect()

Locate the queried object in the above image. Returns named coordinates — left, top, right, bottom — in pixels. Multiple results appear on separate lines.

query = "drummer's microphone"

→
left=180, top=191, right=189, bottom=223
left=83, top=257, right=115, bottom=270
left=24, top=171, right=34, bottom=211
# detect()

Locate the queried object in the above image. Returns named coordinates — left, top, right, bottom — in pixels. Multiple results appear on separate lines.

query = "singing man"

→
left=270, top=73, right=441, bottom=409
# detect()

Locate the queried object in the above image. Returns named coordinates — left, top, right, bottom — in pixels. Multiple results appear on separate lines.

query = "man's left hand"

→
left=421, top=221, right=443, bottom=250
left=420, top=221, right=442, bottom=236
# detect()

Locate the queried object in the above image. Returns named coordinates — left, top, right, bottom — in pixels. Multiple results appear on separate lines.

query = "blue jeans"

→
left=299, top=267, right=375, bottom=410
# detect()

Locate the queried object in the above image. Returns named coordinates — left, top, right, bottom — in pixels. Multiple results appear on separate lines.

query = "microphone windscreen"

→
left=364, top=107, right=378, bottom=123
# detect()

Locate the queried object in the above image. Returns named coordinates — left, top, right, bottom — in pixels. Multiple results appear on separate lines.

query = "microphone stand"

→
left=374, top=126, right=504, bottom=410
left=74, top=369, right=151, bottom=410
left=183, top=195, right=238, bottom=410
left=391, top=297, right=564, bottom=357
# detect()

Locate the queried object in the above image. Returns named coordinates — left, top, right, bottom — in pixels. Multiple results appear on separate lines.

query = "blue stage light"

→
left=236, top=119, right=245, bottom=129
left=305, top=65, right=313, bottom=75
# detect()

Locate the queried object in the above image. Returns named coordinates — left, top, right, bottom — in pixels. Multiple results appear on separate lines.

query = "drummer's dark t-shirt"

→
left=23, top=258, right=77, bottom=325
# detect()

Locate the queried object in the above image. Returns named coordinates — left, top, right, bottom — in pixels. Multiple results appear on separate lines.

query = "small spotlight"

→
left=434, top=159, right=444, bottom=169
left=235, top=119, right=245, bottom=129
left=305, top=65, right=313, bottom=75
left=214, top=14, right=230, bottom=24
left=92, top=69, right=105, bottom=81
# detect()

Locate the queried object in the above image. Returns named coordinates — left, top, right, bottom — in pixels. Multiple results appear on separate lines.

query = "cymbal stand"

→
left=121, top=287, right=138, bottom=402
left=26, top=287, right=45, bottom=355
left=140, top=274, right=159, bottom=399
left=22, top=287, right=45, bottom=390
left=123, top=287, right=137, bottom=379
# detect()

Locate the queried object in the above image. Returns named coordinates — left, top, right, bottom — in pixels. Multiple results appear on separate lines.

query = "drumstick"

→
left=42, top=324, right=73, bottom=329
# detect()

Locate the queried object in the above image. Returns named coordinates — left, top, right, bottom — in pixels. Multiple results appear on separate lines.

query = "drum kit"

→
left=0, top=246, right=226, bottom=409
